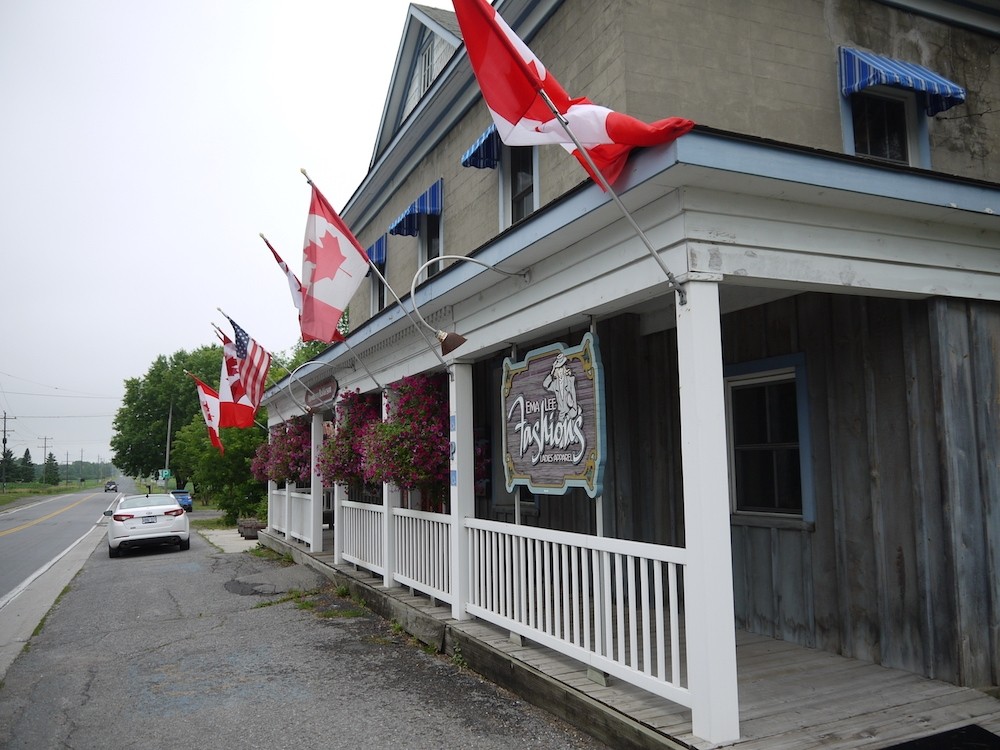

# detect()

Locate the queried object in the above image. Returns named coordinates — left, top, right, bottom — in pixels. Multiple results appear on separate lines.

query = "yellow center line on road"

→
left=0, top=495, right=101, bottom=537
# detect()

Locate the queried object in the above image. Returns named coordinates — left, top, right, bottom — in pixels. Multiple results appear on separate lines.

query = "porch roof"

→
left=263, top=129, right=1000, bottom=401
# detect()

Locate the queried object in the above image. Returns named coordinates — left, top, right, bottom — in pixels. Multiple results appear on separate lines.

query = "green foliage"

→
left=18, top=449, right=34, bottom=483
left=0, top=448, right=14, bottom=484
left=110, top=345, right=222, bottom=485
left=42, top=453, right=60, bottom=485
left=274, top=339, right=327, bottom=375
left=172, top=414, right=267, bottom=524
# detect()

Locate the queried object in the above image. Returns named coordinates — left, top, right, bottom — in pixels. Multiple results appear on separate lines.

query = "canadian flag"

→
left=452, top=0, right=695, bottom=185
left=261, top=233, right=304, bottom=315
left=188, top=373, right=224, bottom=454
left=301, top=184, right=369, bottom=343
left=217, top=333, right=256, bottom=429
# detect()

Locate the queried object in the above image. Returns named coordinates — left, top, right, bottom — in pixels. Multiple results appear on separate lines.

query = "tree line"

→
left=1, top=449, right=117, bottom=486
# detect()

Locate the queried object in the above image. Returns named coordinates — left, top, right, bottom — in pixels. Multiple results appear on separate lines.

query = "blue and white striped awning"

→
left=461, top=124, right=500, bottom=169
left=366, top=235, right=386, bottom=268
left=388, top=178, right=443, bottom=237
left=839, top=46, right=966, bottom=116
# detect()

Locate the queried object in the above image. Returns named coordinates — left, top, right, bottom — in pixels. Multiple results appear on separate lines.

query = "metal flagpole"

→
left=300, top=168, right=453, bottom=373
left=537, top=90, right=687, bottom=307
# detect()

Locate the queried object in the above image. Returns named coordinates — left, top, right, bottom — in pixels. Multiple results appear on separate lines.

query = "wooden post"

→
left=450, top=363, right=474, bottom=620
left=675, top=278, right=740, bottom=743
left=310, top=412, right=324, bottom=552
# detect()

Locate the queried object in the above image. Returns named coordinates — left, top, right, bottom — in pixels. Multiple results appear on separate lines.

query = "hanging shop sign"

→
left=501, top=332, right=606, bottom=498
left=304, top=377, right=339, bottom=411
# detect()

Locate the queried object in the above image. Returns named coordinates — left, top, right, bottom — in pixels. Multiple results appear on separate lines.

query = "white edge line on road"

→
left=0, top=519, right=104, bottom=612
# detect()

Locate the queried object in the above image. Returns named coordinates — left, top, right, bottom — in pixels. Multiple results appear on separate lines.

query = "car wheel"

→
left=179, top=538, right=190, bottom=551
left=108, top=544, right=120, bottom=558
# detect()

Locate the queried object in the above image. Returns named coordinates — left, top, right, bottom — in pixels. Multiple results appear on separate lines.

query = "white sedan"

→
left=104, top=494, right=191, bottom=557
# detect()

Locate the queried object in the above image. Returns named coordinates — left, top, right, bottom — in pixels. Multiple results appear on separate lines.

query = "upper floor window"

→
left=505, top=146, right=536, bottom=226
left=851, top=90, right=913, bottom=164
left=421, top=213, right=442, bottom=279
left=725, top=355, right=814, bottom=521
left=837, top=46, right=966, bottom=170
left=367, top=236, right=387, bottom=315
left=388, top=179, right=443, bottom=283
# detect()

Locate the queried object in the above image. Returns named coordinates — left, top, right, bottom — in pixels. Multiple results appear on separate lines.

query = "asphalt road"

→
left=0, top=514, right=611, bottom=749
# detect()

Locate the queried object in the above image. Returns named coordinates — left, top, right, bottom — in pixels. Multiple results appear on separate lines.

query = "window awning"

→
left=388, top=178, right=443, bottom=237
left=838, top=46, right=966, bottom=116
left=366, top=235, right=386, bottom=269
left=461, top=124, right=500, bottom=169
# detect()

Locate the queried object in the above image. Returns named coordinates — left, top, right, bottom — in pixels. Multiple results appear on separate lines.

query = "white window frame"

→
left=499, top=145, right=539, bottom=230
left=840, top=86, right=931, bottom=168
left=418, top=213, right=442, bottom=282
left=370, top=268, right=386, bottom=316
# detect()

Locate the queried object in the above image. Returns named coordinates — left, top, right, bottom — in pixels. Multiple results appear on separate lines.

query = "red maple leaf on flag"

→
left=299, top=183, right=370, bottom=343
left=303, top=228, right=354, bottom=286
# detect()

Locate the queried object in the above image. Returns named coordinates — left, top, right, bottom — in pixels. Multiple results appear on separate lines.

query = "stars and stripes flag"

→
left=452, top=0, right=695, bottom=186
left=301, top=183, right=369, bottom=343
left=187, top=372, right=224, bottom=454
left=226, top=315, right=272, bottom=411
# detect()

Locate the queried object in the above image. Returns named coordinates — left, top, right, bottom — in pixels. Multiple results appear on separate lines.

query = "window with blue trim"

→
left=837, top=46, right=966, bottom=169
left=725, top=355, right=814, bottom=521
left=421, top=213, right=442, bottom=279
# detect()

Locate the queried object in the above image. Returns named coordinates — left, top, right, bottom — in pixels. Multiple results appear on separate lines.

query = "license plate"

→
left=141, top=516, right=156, bottom=524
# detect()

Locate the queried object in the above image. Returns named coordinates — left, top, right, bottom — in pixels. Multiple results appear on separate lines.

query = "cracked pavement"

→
left=0, top=530, right=609, bottom=750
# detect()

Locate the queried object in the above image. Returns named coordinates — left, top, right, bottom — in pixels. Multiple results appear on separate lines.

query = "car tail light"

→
left=112, top=513, right=134, bottom=522
left=164, top=508, right=184, bottom=517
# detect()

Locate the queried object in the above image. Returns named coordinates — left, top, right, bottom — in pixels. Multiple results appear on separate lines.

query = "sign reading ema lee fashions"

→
left=501, top=332, right=606, bottom=498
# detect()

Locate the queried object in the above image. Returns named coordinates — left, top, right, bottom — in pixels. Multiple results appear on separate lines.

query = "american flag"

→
left=228, top=317, right=272, bottom=410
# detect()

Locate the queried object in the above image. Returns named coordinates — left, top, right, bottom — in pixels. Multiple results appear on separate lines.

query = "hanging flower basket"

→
left=359, top=374, right=450, bottom=511
left=317, top=389, right=381, bottom=489
left=250, top=416, right=312, bottom=486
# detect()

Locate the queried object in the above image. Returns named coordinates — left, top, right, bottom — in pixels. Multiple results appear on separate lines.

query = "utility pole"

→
left=37, top=436, right=52, bottom=485
left=2, top=412, right=16, bottom=493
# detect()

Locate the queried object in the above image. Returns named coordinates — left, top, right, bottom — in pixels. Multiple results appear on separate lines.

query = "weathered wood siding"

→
left=719, top=293, right=1000, bottom=686
left=475, top=292, right=999, bottom=686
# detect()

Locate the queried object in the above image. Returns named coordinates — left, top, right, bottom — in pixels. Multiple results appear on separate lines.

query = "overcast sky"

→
left=0, top=0, right=453, bottom=471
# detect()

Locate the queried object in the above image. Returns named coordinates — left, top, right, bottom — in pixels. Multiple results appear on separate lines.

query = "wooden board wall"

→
left=473, top=293, right=999, bottom=687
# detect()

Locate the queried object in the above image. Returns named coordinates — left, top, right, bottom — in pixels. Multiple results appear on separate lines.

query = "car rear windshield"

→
left=118, top=496, right=180, bottom=510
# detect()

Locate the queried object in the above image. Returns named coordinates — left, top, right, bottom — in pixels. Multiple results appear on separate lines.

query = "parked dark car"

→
left=169, top=490, right=194, bottom=512
left=104, top=481, right=118, bottom=493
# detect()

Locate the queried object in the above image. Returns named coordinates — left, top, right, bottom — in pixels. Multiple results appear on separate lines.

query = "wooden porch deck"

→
left=268, top=530, right=1000, bottom=750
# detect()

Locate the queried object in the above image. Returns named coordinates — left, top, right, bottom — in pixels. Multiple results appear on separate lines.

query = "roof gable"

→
left=371, top=4, right=461, bottom=165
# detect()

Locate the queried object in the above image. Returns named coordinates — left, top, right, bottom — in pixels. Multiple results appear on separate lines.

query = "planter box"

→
left=238, top=518, right=266, bottom=539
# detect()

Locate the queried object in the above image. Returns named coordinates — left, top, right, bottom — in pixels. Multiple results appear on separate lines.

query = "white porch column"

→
left=283, top=482, right=291, bottom=540
left=381, top=390, right=400, bottom=589
left=449, top=363, right=474, bottom=621
left=333, top=481, right=344, bottom=563
left=675, top=278, right=740, bottom=744
left=309, top=412, right=324, bottom=552
left=267, top=479, right=276, bottom=532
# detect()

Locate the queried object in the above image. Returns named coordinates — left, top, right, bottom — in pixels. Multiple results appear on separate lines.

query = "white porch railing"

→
left=465, top=518, right=691, bottom=709
left=288, top=489, right=310, bottom=543
left=270, top=486, right=286, bottom=535
left=392, top=508, right=453, bottom=604
left=341, top=500, right=385, bottom=575
left=267, top=485, right=311, bottom=544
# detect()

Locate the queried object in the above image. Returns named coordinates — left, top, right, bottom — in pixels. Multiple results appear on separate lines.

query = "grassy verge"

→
left=0, top=482, right=107, bottom=508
